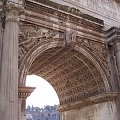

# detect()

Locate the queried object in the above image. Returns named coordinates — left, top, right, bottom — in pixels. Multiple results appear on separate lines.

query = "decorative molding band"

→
left=18, top=86, right=36, bottom=98
left=106, top=27, right=120, bottom=44
left=58, top=92, right=118, bottom=112
left=25, top=0, right=103, bottom=26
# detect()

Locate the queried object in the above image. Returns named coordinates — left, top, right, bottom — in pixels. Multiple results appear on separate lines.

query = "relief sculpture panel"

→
left=19, top=23, right=64, bottom=66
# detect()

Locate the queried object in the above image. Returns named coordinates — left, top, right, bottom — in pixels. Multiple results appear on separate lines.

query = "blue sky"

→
left=26, top=75, right=59, bottom=108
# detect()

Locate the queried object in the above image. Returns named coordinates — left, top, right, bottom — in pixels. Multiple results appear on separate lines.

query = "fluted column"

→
left=0, top=16, right=3, bottom=76
left=0, top=3, right=22, bottom=120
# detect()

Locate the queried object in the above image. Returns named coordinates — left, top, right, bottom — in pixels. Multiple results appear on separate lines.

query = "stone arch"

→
left=73, top=44, right=110, bottom=92
left=19, top=39, right=111, bottom=110
left=19, top=40, right=65, bottom=86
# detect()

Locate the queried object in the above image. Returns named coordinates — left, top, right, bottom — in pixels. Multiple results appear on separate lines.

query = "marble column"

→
left=0, top=16, right=3, bottom=77
left=0, top=3, right=21, bottom=120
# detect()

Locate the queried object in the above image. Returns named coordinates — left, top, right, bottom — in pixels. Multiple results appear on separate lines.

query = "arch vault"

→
left=0, top=0, right=120, bottom=120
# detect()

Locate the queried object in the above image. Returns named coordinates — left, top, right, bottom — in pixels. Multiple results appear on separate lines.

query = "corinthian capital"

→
left=5, top=3, right=24, bottom=22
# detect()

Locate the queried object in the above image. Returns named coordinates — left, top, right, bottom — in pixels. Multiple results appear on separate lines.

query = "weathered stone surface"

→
left=61, top=101, right=119, bottom=120
left=0, top=0, right=120, bottom=120
left=52, top=0, right=120, bottom=29
left=0, top=2, right=22, bottom=120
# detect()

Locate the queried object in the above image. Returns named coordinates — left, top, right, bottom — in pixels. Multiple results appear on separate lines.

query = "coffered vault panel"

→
left=28, top=47, right=105, bottom=106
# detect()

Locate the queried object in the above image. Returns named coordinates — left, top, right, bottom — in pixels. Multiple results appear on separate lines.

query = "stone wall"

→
left=61, top=101, right=119, bottom=120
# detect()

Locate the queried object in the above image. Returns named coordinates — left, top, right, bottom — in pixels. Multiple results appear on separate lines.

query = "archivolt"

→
left=19, top=40, right=65, bottom=86
left=19, top=40, right=110, bottom=106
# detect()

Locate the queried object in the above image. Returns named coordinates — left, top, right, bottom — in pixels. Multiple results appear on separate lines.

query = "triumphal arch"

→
left=0, top=0, right=120, bottom=120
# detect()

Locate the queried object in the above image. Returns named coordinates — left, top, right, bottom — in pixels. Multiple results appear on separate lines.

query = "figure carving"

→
left=19, top=24, right=64, bottom=63
left=65, top=31, right=76, bottom=46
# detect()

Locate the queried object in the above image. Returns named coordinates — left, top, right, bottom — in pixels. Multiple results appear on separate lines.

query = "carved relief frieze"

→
left=18, top=24, right=65, bottom=66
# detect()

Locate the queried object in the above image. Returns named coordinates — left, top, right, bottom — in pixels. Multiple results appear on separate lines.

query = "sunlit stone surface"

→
left=0, top=0, right=120, bottom=120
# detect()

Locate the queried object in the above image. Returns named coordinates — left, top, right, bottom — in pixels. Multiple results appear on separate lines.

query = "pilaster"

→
left=107, top=27, right=120, bottom=90
left=106, top=27, right=120, bottom=119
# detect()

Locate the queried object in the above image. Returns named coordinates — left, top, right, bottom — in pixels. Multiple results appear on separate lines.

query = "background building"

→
left=26, top=105, right=60, bottom=120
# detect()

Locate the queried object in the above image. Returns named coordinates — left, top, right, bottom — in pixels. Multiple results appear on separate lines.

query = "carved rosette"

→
left=5, top=3, right=24, bottom=23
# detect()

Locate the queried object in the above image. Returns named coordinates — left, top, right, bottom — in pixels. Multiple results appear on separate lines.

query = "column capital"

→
left=5, top=3, right=24, bottom=22
left=106, top=27, right=120, bottom=45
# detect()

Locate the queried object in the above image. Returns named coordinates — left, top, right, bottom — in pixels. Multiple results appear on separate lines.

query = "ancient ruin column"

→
left=0, top=3, right=22, bottom=120
left=0, top=16, right=3, bottom=76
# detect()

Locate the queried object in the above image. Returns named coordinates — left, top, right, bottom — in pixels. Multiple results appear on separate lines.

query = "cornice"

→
left=18, top=86, right=36, bottom=98
left=106, top=27, right=120, bottom=45
left=24, top=0, right=103, bottom=26
left=23, top=12, right=104, bottom=41
left=58, top=92, right=118, bottom=112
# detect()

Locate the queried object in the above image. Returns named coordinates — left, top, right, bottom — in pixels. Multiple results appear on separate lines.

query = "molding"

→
left=58, top=92, right=118, bottom=112
left=62, top=0, right=120, bottom=24
left=18, top=86, right=36, bottom=98
left=25, top=0, right=103, bottom=26
left=106, top=27, right=120, bottom=45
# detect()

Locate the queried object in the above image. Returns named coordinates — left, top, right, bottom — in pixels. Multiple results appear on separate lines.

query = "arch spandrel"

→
left=18, top=23, right=65, bottom=67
